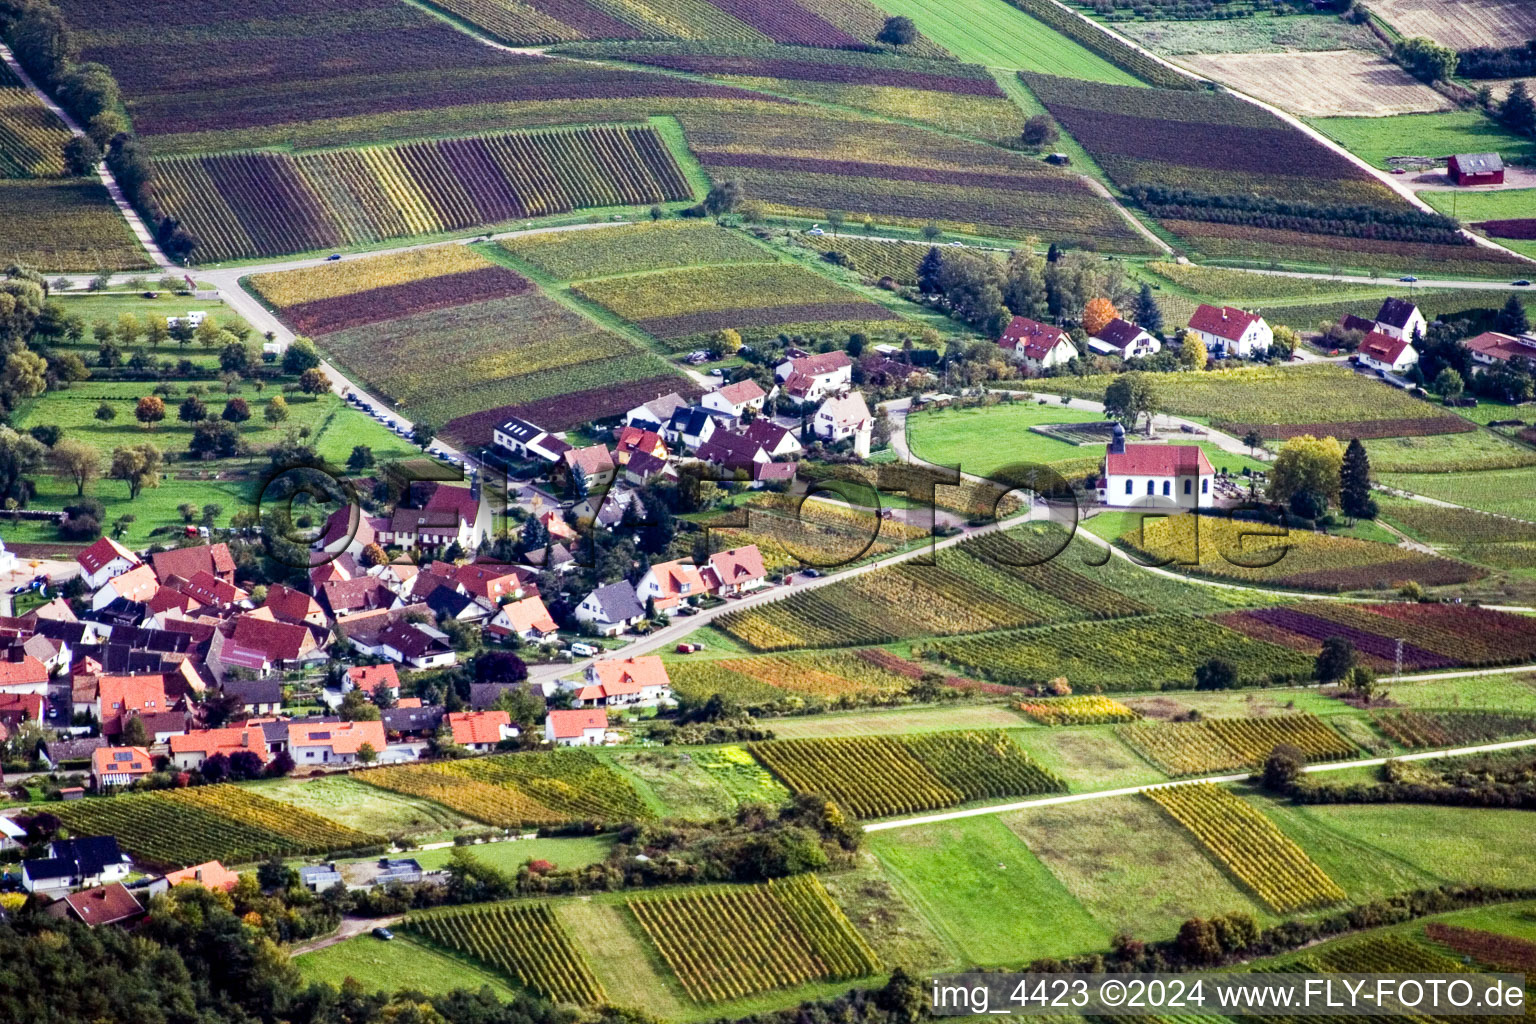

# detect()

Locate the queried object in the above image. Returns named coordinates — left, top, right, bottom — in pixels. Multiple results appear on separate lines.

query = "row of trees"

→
left=916, top=243, right=1142, bottom=338
left=1267, top=433, right=1377, bottom=521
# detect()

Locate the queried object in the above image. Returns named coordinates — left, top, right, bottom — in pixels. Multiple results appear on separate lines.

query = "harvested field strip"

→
left=1145, top=782, right=1346, bottom=912
left=500, top=219, right=769, bottom=280
left=1219, top=603, right=1536, bottom=670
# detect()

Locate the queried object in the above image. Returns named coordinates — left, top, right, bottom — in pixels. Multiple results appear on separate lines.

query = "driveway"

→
left=288, top=914, right=405, bottom=957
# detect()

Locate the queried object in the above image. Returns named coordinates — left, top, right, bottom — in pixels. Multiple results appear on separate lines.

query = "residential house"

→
left=96, top=674, right=183, bottom=739
left=487, top=595, right=559, bottom=643
left=613, top=425, right=668, bottom=466
left=564, top=445, right=617, bottom=492
left=1187, top=304, right=1272, bottom=359
left=319, top=577, right=401, bottom=619
left=493, top=416, right=571, bottom=463
left=1358, top=330, right=1419, bottom=374
left=775, top=352, right=852, bottom=402
left=1096, top=426, right=1214, bottom=509
left=22, top=836, right=131, bottom=893
left=1372, top=297, right=1426, bottom=342
left=230, top=614, right=322, bottom=669
left=702, top=379, right=768, bottom=418
left=345, top=664, right=400, bottom=702
left=812, top=391, right=872, bottom=454
left=220, top=677, right=282, bottom=716
left=168, top=726, right=269, bottom=771
left=150, top=543, right=236, bottom=586
left=0, top=816, right=23, bottom=852
left=664, top=406, right=719, bottom=452
left=0, top=652, right=48, bottom=695
left=446, top=710, right=516, bottom=751
left=91, top=746, right=154, bottom=789
left=76, top=537, right=141, bottom=591
left=376, top=858, right=423, bottom=884
left=701, top=545, right=766, bottom=597
left=380, top=484, right=492, bottom=553
left=0, top=692, right=47, bottom=732
left=290, top=720, right=386, bottom=765
left=91, top=564, right=159, bottom=611
left=203, top=630, right=273, bottom=685
left=164, top=860, right=239, bottom=892
left=624, top=451, right=674, bottom=486
left=743, top=418, right=802, bottom=458
left=375, top=620, right=456, bottom=669
left=1088, top=318, right=1160, bottom=359
left=262, top=583, right=327, bottom=627
left=1464, top=330, right=1536, bottom=367
left=634, top=559, right=704, bottom=616
left=419, top=583, right=493, bottom=624
left=574, top=656, right=673, bottom=707
left=51, top=882, right=143, bottom=927
left=574, top=581, right=646, bottom=636
left=453, top=563, right=531, bottom=604
left=545, top=708, right=608, bottom=746
left=381, top=703, right=445, bottom=740
left=41, top=735, right=106, bottom=769
left=695, top=432, right=770, bottom=477
left=624, top=392, right=688, bottom=431
left=997, top=316, right=1076, bottom=371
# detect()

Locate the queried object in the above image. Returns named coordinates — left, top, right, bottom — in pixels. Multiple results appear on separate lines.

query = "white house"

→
left=76, top=536, right=141, bottom=591
left=1373, top=297, right=1427, bottom=343
left=571, top=656, right=673, bottom=707
left=1088, top=318, right=1160, bottom=359
left=998, top=316, right=1076, bottom=371
left=545, top=708, right=608, bottom=747
left=492, top=416, right=571, bottom=463
left=373, top=621, right=457, bottom=669
left=1358, top=331, right=1419, bottom=374
left=776, top=352, right=852, bottom=402
left=574, top=580, right=647, bottom=636
left=1464, top=330, right=1536, bottom=367
left=22, top=837, right=131, bottom=893
left=1187, top=305, right=1272, bottom=359
left=702, top=379, right=768, bottom=418
left=701, top=546, right=766, bottom=596
left=90, top=564, right=158, bottom=611
left=634, top=559, right=703, bottom=616
left=813, top=391, right=872, bottom=456
left=289, top=720, right=386, bottom=765
left=663, top=406, right=718, bottom=452
left=446, top=711, right=516, bottom=752
left=486, top=595, right=559, bottom=643
left=1096, top=427, right=1214, bottom=509
left=625, top=392, right=688, bottom=430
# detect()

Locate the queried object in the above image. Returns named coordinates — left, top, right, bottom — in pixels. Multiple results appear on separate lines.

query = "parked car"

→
left=372, top=927, right=394, bottom=941
left=1515, top=280, right=1531, bottom=287
left=328, top=253, right=342, bottom=261
left=569, top=642, right=598, bottom=657
left=806, top=226, right=824, bottom=236
left=1399, top=275, right=1418, bottom=283
left=676, top=643, right=699, bottom=654
left=801, top=568, right=821, bottom=578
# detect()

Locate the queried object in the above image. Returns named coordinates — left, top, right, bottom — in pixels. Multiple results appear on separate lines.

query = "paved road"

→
left=864, top=735, right=1536, bottom=832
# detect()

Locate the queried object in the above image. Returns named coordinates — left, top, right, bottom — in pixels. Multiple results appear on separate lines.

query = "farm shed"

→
left=1448, top=153, right=1504, bottom=186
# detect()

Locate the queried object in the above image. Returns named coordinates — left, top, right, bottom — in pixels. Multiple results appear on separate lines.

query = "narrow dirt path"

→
left=288, top=914, right=405, bottom=957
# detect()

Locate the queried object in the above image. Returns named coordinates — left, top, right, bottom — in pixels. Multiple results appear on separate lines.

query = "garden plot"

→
left=1197, top=51, right=1451, bottom=118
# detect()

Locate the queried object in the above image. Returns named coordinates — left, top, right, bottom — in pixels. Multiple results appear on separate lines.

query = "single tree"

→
left=264, top=395, right=288, bottom=428
left=703, top=179, right=741, bottom=222
left=48, top=438, right=101, bottom=496
left=94, top=401, right=116, bottom=422
left=1081, top=296, right=1119, bottom=336
left=1315, top=635, right=1356, bottom=683
left=1499, top=80, right=1536, bottom=136
left=1261, top=744, right=1305, bottom=792
left=411, top=421, right=436, bottom=448
left=714, top=327, right=742, bottom=356
left=281, top=336, right=321, bottom=374
left=221, top=397, right=251, bottom=423
left=917, top=246, right=944, bottom=293
left=826, top=209, right=845, bottom=236
left=356, top=742, right=377, bottom=765
left=347, top=444, right=375, bottom=472
left=298, top=367, right=331, bottom=396
left=177, top=396, right=207, bottom=423
left=189, top=419, right=239, bottom=458
left=1194, top=657, right=1237, bottom=691
left=1103, top=371, right=1158, bottom=433
left=109, top=443, right=163, bottom=498
left=62, top=135, right=101, bottom=176
left=134, top=395, right=165, bottom=431
left=1179, top=333, right=1208, bottom=370
left=360, top=541, right=388, bottom=567
left=2, top=351, right=47, bottom=399
left=121, top=714, right=149, bottom=747
left=1267, top=434, right=1344, bottom=506
left=1021, top=114, right=1059, bottom=147
left=1496, top=293, right=1531, bottom=335
left=1133, top=283, right=1163, bottom=335
left=877, top=14, right=917, bottom=45
left=1432, top=366, right=1464, bottom=402
left=1242, top=429, right=1263, bottom=457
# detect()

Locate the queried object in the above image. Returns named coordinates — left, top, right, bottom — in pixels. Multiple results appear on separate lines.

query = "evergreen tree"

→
left=1134, top=282, right=1163, bottom=334
left=1496, top=294, right=1530, bottom=335
left=916, top=246, right=944, bottom=294
left=1339, top=437, right=1377, bottom=520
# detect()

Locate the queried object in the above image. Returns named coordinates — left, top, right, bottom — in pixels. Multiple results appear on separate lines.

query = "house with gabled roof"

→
left=374, top=620, right=456, bottom=669
left=91, top=745, right=155, bottom=789
left=613, top=425, right=668, bottom=466
left=493, top=416, right=572, bottom=463
left=76, top=536, right=141, bottom=591
left=545, top=707, right=608, bottom=746
left=262, top=583, right=326, bottom=627
left=813, top=392, right=872, bottom=452
left=97, top=674, right=185, bottom=738
left=1448, top=152, right=1503, bottom=186
left=1187, top=304, right=1272, bottom=359
left=168, top=726, right=269, bottom=771
left=164, top=860, right=239, bottom=892
left=696, top=432, right=770, bottom=477
left=575, top=581, right=646, bottom=636
left=1464, top=330, right=1536, bottom=367
left=150, top=543, right=236, bottom=585
left=702, top=379, right=768, bottom=418
left=487, top=594, right=558, bottom=643
left=0, top=652, right=48, bottom=695
left=743, top=418, right=802, bottom=458
left=1088, top=318, right=1159, bottom=359
left=1372, top=297, right=1426, bottom=342
left=91, top=564, right=159, bottom=611
left=998, top=316, right=1076, bottom=371
left=1358, top=330, right=1419, bottom=374
left=634, top=559, right=703, bottom=616
left=289, top=720, right=385, bottom=765
left=701, top=545, right=766, bottom=597
left=453, top=563, right=531, bottom=604
left=345, top=664, right=400, bottom=701
left=1096, top=425, right=1213, bottom=509
left=230, top=613, right=322, bottom=668
left=51, top=881, right=143, bottom=927
left=23, top=836, right=130, bottom=893
left=220, top=677, right=281, bottom=716
left=446, top=710, right=516, bottom=751
left=664, top=406, right=719, bottom=452
left=775, top=351, right=851, bottom=402
left=624, top=450, right=675, bottom=487
left=572, top=656, right=672, bottom=708
left=564, top=445, right=616, bottom=491
left=624, top=392, right=688, bottom=431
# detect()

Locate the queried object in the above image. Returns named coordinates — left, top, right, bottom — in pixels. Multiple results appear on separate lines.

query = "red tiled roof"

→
left=1464, top=331, right=1536, bottom=363
left=564, top=445, right=615, bottom=477
left=716, top=379, right=766, bottom=405
left=0, top=692, right=46, bottom=722
left=164, top=860, right=239, bottom=892
left=289, top=719, right=384, bottom=754
left=98, top=674, right=173, bottom=716
left=150, top=543, right=235, bottom=584
left=0, top=655, right=48, bottom=689
left=104, top=564, right=159, bottom=603
left=169, top=726, right=267, bottom=760
left=422, top=484, right=480, bottom=522
left=453, top=563, right=527, bottom=601
left=998, top=316, right=1070, bottom=356
left=92, top=745, right=154, bottom=778
left=62, top=882, right=142, bottom=927
left=77, top=537, right=138, bottom=576
left=347, top=664, right=399, bottom=694
left=1188, top=304, right=1262, bottom=342
left=230, top=614, right=315, bottom=663
left=494, top=595, right=557, bottom=635
left=646, top=560, right=703, bottom=601
left=1359, top=330, right=1412, bottom=365
left=263, top=583, right=323, bottom=623
left=180, top=571, right=246, bottom=608
left=447, top=710, right=510, bottom=746
left=547, top=707, right=607, bottom=739
left=1105, top=443, right=1213, bottom=477
left=787, top=351, right=851, bottom=377
left=706, top=546, right=765, bottom=586
left=589, top=656, right=670, bottom=694
left=615, top=426, right=667, bottom=460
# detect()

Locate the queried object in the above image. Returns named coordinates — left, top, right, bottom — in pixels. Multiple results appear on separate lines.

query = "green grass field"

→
left=870, top=0, right=1142, bottom=81
left=1421, top=188, right=1536, bottom=260
left=1380, top=467, right=1536, bottom=522
left=767, top=705, right=1032, bottom=739
left=295, top=933, right=518, bottom=999
left=412, top=836, right=617, bottom=873
left=1009, top=725, right=1169, bottom=791
left=1362, top=429, right=1536, bottom=474
left=905, top=400, right=1107, bottom=478
left=246, top=777, right=475, bottom=839
left=869, top=814, right=1112, bottom=966
left=1309, top=111, right=1536, bottom=169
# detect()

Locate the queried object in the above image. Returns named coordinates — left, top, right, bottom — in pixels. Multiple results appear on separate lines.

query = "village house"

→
left=1088, top=318, right=1160, bottom=359
left=545, top=707, right=608, bottom=747
left=168, top=726, right=269, bottom=771
left=1096, top=425, right=1214, bottom=509
left=0, top=652, right=49, bottom=695
left=49, top=882, right=143, bottom=927
left=23, top=836, right=131, bottom=893
left=1372, top=297, right=1426, bottom=343
left=997, top=316, right=1077, bottom=371
left=573, top=656, right=673, bottom=707
left=164, top=860, right=240, bottom=892
left=743, top=418, right=802, bottom=458
left=487, top=594, right=559, bottom=643
left=90, top=564, right=159, bottom=611
left=623, top=450, right=674, bottom=486
left=75, top=536, right=141, bottom=591
left=663, top=406, right=720, bottom=452
left=318, top=576, right=402, bottom=619
left=1358, top=330, right=1420, bottom=374
left=220, top=677, right=282, bottom=716
left=634, top=559, right=704, bottom=616
left=229, top=613, right=323, bottom=669
left=290, top=720, right=386, bottom=765
left=695, top=432, right=770, bottom=477
left=701, top=545, right=766, bottom=597
left=373, top=620, right=456, bottom=669
left=776, top=351, right=852, bottom=403
left=1463, top=330, right=1536, bottom=367
left=447, top=710, right=516, bottom=752
left=574, top=580, right=646, bottom=636
left=150, top=543, right=237, bottom=586
left=492, top=416, right=571, bottom=463
left=378, top=484, right=492, bottom=553
left=90, top=746, right=155, bottom=789
left=564, top=445, right=616, bottom=491
left=613, top=425, right=669, bottom=466
left=203, top=631, right=273, bottom=685
left=702, top=379, right=768, bottom=419
left=453, top=563, right=532, bottom=604
left=1187, top=304, right=1272, bottom=359
left=812, top=391, right=872, bottom=454
left=381, top=702, right=446, bottom=740
left=262, top=583, right=327, bottom=627
left=96, top=674, right=187, bottom=740
left=345, top=664, right=401, bottom=702
left=625, top=392, right=688, bottom=431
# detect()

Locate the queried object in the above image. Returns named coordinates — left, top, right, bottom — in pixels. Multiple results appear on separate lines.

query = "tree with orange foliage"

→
left=1082, top=297, right=1119, bottom=336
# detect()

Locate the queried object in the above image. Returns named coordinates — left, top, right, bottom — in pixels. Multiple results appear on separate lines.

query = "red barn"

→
left=1447, top=153, right=1503, bottom=187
